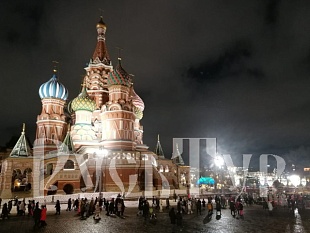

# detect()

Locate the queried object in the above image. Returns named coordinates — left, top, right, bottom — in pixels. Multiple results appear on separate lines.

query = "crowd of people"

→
left=71, top=194, right=126, bottom=219
left=0, top=197, right=48, bottom=229
left=1, top=192, right=308, bottom=232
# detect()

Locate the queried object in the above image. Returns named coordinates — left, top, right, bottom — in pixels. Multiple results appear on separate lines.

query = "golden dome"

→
left=96, top=17, right=106, bottom=29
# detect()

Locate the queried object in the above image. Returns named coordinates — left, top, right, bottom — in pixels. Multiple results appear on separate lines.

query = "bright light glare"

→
left=289, top=175, right=300, bottom=187
left=98, top=148, right=108, bottom=157
left=214, top=155, right=224, bottom=168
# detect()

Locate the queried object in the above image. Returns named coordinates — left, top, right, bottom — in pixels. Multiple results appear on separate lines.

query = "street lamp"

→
left=288, top=174, right=300, bottom=194
left=214, top=155, right=224, bottom=194
left=96, top=148, right=108, bottom=196
left=214, top=155, right=224, bottom=168
left=289, top=175, right=300, bottom=187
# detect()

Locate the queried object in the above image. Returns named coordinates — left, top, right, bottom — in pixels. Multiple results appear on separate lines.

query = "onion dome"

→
left=96, top=16, right=106, bottom=29
left=130, top=86, right=145, bottom=111
left=39, top=72, right=68, bottom=100
left=107, top=58, right=132, bottom=87
left=71, top=86, right=96, bottom=112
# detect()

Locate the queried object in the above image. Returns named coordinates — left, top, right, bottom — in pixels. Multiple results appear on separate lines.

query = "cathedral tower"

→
left=35, top=69, right=68, bottom=152
left=100, top=58, right=135, bottom=150
left=70, top=85, right=97, bottom=144
left=84, top=17, right=113, bottom=110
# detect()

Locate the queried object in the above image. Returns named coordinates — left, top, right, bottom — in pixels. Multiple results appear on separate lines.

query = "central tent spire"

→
left=91, top=16, right=111, bottom=65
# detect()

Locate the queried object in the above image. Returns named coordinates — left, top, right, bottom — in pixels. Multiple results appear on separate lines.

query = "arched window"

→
left=64, top=160, right=74, bottom=169
left=46, top=163, right=53, bottom=175
left=165, top=165, right=169, bottom=172
left=23, top=168, right=32, bottom=175
left=159, top=165, right=163, bottom=172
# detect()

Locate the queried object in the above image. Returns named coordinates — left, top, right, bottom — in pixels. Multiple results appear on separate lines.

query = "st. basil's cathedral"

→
left=0, top=17, right=190, bottom=198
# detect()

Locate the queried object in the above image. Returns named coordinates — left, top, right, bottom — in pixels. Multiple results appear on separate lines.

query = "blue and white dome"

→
left=39, top=74, right=68, bottom=100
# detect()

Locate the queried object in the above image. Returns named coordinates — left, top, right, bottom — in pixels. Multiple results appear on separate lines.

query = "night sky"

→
left=1, top=1, right=310, bottom=170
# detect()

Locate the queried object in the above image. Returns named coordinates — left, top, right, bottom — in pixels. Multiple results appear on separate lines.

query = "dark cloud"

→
left=186, top=39, right=252, bottom=83
left=265, top=0, right=281, bottom=25
left=0, top=1, right=45, bottom=46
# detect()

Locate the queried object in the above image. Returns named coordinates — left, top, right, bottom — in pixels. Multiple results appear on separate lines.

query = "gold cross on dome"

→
left=52, top=60, right=59, bottom=73
left=99, top=8, right=104, bottom=18
left=116, top=47, right=124, bottom=60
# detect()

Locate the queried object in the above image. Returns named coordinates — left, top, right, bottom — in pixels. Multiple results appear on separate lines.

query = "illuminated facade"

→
left=0, top=17, right=189, bottom=198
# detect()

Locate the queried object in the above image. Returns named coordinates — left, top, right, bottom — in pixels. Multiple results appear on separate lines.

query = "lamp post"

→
left=214, top=155, right=224, bottom=194
left=96, top=148, right=108, bottom=196
left=289, top=174, right=300, bottom=194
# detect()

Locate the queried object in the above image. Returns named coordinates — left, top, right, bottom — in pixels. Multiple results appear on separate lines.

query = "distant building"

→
left=0, top=17, right=189, bottom=198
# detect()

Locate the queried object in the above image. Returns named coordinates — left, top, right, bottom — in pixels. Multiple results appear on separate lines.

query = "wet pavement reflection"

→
left=1, top=203, right=310, bottom=233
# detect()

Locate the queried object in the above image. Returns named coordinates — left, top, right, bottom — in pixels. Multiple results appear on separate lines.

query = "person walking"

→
left=1, top=203, right=9, bottom=220
left=169, top=207, right=176, bottom=233
left=202, top=199, right=206, bottom=210
left=40, top=205, right=47, bottom=227
left=196, top=199, right=202, bottom=215
left=55, top=200, right=61, bottom=215
left=176, top=211, right=183, bottom=231
left=230, top=200, right=236, bottom=217
left=143, top=200, right=149, bottom=221
left=67, top=198, right=72, bottom=211
left=166, top=197, right=170, bottom=209
left=207, top=200, right=213, bottom=217
left=105, top=200, right=110, bottom=216
left=120, top=199, right=125, bottom=217
left=173, top=193, right=177, bottom=202
left=93, top=203, right=101, bottom=220
left=239, top=202, right=244, bottom=219
left=216, top=201, right=221, bottom=219
left=20, top=200, right=26, bottom=216
left=33, top=202, right=41, bottom=229
left=8, top=200, right=12, bottom=214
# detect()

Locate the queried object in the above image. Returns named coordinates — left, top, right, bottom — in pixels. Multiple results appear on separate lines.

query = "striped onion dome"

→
left=39, top=73, right=68, bottom=100
left=130, top=86, right=145, bottom=111
left=107, top=58, right=132, bottom=87
left=71, top=86, right=96, bottom=112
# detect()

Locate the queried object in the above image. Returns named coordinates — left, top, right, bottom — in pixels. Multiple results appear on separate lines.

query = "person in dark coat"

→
left=216, top=201, right=221, bottom=215
left=169, top=207, right=176, bottom=224
left=1, top=203, right=9, bottom=220
left=109, top=199, right=115, bottom=215
left=230, top=200, right=236, bottom=217
left=143, top=200, right=149, bottom=221
left=105, top=200, right=109, bottom=216
left=67, top=198, right=72, bottom=211
left=8, top=200, right=12, bottom=214
left=176, top=211, right=183, bottom=230
left=169, top=207, right=176, bottom=233
left=173, top=193, right=177, bottom=202
left=55, top=200, right=61, bottom=215
left=166, top=198, right=170, bottom=209
left=33, top=202, right=41, bottom=229
left=202, top=199, right=206, bottom=210
left=197, top=199, right=202, bottom=215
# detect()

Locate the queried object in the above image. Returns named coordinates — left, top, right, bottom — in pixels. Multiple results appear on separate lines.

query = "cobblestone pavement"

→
left=1, top=203, right=310, bottom=233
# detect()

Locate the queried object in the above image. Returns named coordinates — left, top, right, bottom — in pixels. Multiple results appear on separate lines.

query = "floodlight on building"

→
left=289, top=175, right=300, bottom=187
